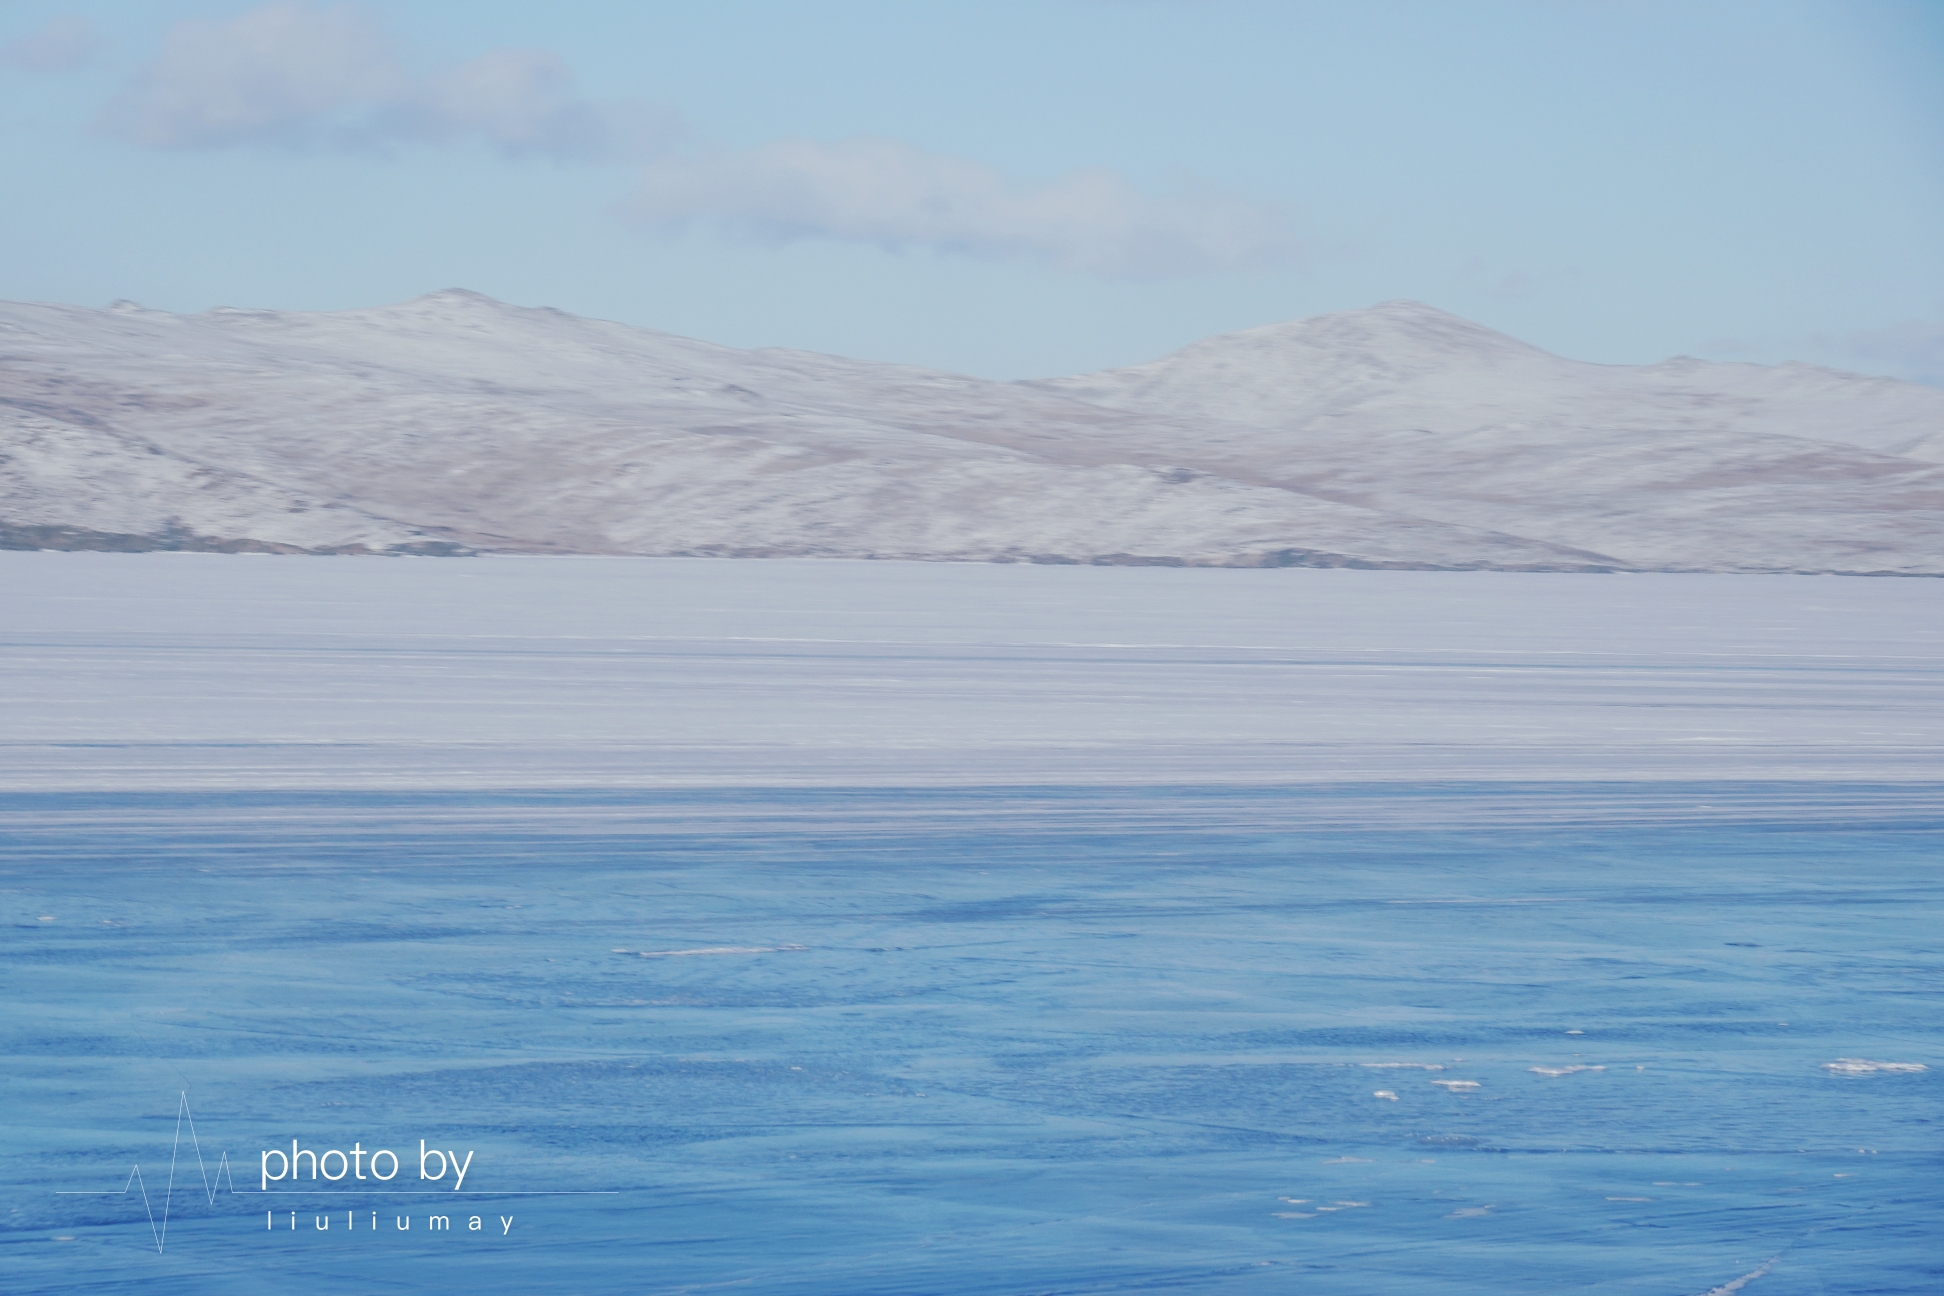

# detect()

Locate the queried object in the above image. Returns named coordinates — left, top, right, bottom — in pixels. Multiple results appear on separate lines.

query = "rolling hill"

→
left=3, top=290, right=1939, bottom=571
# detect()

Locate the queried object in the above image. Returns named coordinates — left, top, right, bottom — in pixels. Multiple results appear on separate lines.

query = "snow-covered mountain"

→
left=3, top=290, right=1940, bottom=571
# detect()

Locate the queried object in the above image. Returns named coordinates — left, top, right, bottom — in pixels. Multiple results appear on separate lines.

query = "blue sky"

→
left=1, top=0, right=1939, bottom=380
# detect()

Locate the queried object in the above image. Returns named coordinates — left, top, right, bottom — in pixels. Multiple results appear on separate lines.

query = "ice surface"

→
left=2, top=553, right=1941, bottom=791
left=4, top=293, right=1942, bottom=571
left=3, top=556, right=1940, bottom=1293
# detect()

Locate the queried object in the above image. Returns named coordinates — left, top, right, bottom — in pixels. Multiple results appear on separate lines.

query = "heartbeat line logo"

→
left=56, top=1092, right=236, bottom=1253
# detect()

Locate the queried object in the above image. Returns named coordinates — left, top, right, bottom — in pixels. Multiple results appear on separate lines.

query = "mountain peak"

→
left=402, top=288, right=516, bottom=311
left=1364, top=298, right=1461, bottom=317
left=1038, top=301, right=1562, bottom=425
left=1197, top=300, right=1548, bottom=364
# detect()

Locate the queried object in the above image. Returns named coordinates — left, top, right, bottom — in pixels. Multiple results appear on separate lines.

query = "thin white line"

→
left=128, top=1164, right=158, bottom=1252
left=162, top=1093, right=180, bottom=1252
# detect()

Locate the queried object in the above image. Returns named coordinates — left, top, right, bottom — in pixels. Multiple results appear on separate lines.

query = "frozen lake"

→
left=3, top=556, right=1940, bottom=1294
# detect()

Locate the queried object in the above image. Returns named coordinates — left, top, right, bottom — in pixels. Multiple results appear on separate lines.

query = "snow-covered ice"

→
left=2, top=554, right=1941, bottom=791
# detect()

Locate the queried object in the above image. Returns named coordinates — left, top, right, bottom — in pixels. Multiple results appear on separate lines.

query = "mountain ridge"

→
left=3, top=292, right=1940, bottom=572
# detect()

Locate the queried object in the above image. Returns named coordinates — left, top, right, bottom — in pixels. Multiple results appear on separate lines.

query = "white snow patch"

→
left=618, top=944, right=808, bottom=958
left=1821, top=1058, right=1927, bottom=1074
left=1697, top=1257, right=1778, bottom=1295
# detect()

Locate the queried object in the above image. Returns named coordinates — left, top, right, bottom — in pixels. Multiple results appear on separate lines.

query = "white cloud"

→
left=98, top=1, right=662, bottom=158
left=624, top=136, right=1297, bottom=279
left=93, top=4, right=1287, bottom=279
left=99, top=3, right=401, bottom=148
left=0, top=15, right=105, bottom=72
left=391, top=49, right=608, bottom=157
